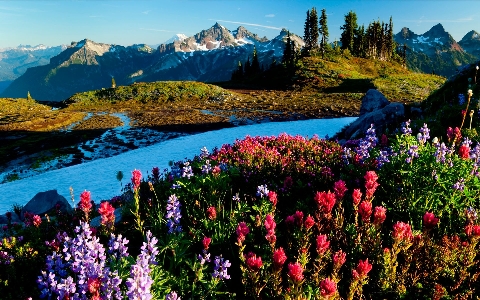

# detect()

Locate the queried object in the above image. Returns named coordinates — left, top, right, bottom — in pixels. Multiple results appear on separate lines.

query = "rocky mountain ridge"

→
left=394, top=23, right=478, bottom=77
left=1, top=24, right=304, bottom=101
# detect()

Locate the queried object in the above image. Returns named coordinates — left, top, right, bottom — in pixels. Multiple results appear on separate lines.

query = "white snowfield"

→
left=0, top=117, right=356, bottom=214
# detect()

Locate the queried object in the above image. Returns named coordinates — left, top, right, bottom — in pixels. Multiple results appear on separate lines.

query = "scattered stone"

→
left=21, top=190, right=72, bottom=220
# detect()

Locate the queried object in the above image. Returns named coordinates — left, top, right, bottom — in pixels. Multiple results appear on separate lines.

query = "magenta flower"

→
left=304, top=215, right=315, bottom=230
left=32, top=215, right=42, bottom=227
left=314, top=191, right=336, bottom=214
left=333, top=250, right=346, bottom=269
left=79, top=190, right=92, bottom=215
left=206, top=206, right=217, bottom=220
left=333, top=180, right=348, bottom=200
left=287, top=262, right=304, bottom=283
left=352, top=189, right=362, bottom=206
left=131, top=169, right=142, bottom=191
left=98, top=201, right=115, bottom=227
left=319, top=278, right=337, bottom=298
left=202, top=236, right=211, bottom=250
left=268, top=191, right=278, bottom=206
left=316, top=234, right=330, bottom=255
left=358, top=201, right=372, bottom=223
left=392, top=221, right=413, bottom=241
left=273, top=247, right=287, bottom=269
left=352, top=258, right=373, bottom=280
left=236, top=222, right=250, bottom=243
left=423, top=212, right=439, bottom=229
left=373, top=206, right=387, bottom=225
left=245, top=252, right=263, bottom=272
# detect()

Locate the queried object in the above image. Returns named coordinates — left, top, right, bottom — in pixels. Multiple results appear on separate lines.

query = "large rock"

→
left=360, top=89, right=390, bottom=115
left=21, top=190, right=72, bottom=219
left=342, top=90, right=405, bottom=141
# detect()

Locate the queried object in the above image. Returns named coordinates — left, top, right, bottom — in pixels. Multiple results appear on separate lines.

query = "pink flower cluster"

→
left=364, top=171, right=379, bottom=200
left=264, top=214, right=276, bottom=245
left=236, top=222, right=250, bottom=244
left=245, top=252, right=263, bottom=272
left=352, top=258, right=372, bottom=280
left=392, top=221, right=413, bottom=242
left=131, top=169, right=142, bottom=191
left=316, top=234, right=330, bottom=255
left=79, top=190, right=92, bottom=216
left=98, top=201, right=115, bottom=228
left=423, top=212, right=439, bottom=230
left=314, top=191, right=336, bottom=214
left=287, top=262, right=304, bottom=283
left=273, top=247, right=287, bottom=270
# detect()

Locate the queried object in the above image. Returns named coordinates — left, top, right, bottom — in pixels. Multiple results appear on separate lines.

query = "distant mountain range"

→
left=1, top=23, right=303, bottom=101
left=0, top=22, right=479, bottom=101
left=0, top=44, right=66, bottom=93
left=395, top=23, right=479, bottom=77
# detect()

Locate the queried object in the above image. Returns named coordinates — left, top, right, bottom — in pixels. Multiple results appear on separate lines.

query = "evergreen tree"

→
left=251, top=46, right=261, bottom=75
left=309, top=8, right=319, bottom=52
left=319, top=8, right=329, bottom=58
left=354, top=25, right=366, bottom=57
left=387, top=16, right=395, bottom=60
left=340, top=11, right=358, bottom=53
left=282, top=32, right=293, bottom=65
left=302, top=9, right=311, bottom=56
left=244, top=57, right=252, bottom=77
left=231, top=61, right=244, bottom=81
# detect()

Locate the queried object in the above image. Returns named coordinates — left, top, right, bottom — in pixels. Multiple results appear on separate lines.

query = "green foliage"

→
left=66, top=81, right=228, bottom=107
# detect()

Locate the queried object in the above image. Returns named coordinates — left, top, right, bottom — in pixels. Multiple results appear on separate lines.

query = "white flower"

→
left=468, top=89, right=473, bottom=97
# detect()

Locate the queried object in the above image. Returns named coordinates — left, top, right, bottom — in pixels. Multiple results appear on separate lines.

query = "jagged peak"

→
left=423, top=23, right=448, bottom=38
left=460, top=30, right=480, bottom=42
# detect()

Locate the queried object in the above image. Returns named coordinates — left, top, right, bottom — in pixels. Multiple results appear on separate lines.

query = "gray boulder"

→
left=21, top=190, right=72, bottom=219
left=342, top=90, right=405, bottom=141
left=360, top=89, right=390, bottom=115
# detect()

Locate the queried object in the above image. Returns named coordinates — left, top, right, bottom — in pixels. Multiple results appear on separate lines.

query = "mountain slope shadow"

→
left=324, top=78, right=375, bottom=93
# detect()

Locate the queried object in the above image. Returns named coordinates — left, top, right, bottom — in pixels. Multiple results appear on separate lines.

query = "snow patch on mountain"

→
left=164, top=34, right=188, bottom=44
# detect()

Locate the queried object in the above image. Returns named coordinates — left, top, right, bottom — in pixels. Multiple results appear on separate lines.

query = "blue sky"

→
left=0, top=0, right=479, bottom=48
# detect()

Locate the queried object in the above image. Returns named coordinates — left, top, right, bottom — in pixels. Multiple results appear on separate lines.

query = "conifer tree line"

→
left=301, top=7, right=397, bottom=61
left=231, top=45, right=264, bottom=81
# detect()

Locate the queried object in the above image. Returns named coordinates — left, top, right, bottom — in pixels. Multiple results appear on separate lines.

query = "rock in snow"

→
left=20, top=189, right=72, bottom=220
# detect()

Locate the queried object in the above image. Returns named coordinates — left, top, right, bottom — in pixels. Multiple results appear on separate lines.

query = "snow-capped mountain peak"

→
left=163, top=34, right=188, bottom=45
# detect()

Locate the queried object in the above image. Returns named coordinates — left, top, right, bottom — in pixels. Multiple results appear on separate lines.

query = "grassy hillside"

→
left=0, top=52, right=446, bottom=173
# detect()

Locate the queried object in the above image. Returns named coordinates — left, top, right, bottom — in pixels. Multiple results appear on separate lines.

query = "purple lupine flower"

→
left=182, top=162, right=194, bottom=179
left=418, top=123, right=430, bottom=144
left=366, top=124, right=378, bottom=147
left=462, top=137, right=473, bottom=147
left=453, top=178, right=465, bottom=191
left=459, top=94, right=466, bottom=105
left=355, top=139, right=371, bottom=161
left=108, top=233, right=129, bottom=260
left=197, top=250, right=211, bottom=265
left=232, top=193, right=240, bottom=202
left=200, top=146, right=210, bottom=159
left=126, top=230, right=158, bottom=300
left=201, top=160, right=212, bottom=174
left=401, top=120, right=412, bottom=136
left=256, top=185, right=269, bottom=198
left=170, top=163, right=182, bottom=179
left=376, top=150, right=390, bottom=168
left=406, top=145, right=419, bottom=163
left=342, top=147, right=352, bottom=165
left=166, top=194, right=182, bottom=234
left=212, top=255, right=231, bottom=280
left=434, top=142, right=449, bottom=163
left=37, top=222, right=124, bottom=300
left=166, top=291, right=181, bottom=300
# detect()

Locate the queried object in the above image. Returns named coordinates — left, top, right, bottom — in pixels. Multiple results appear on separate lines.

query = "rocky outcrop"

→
left=340, top=89, right=405, bottom=141
left=20, top=190, right=72, bottom=219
